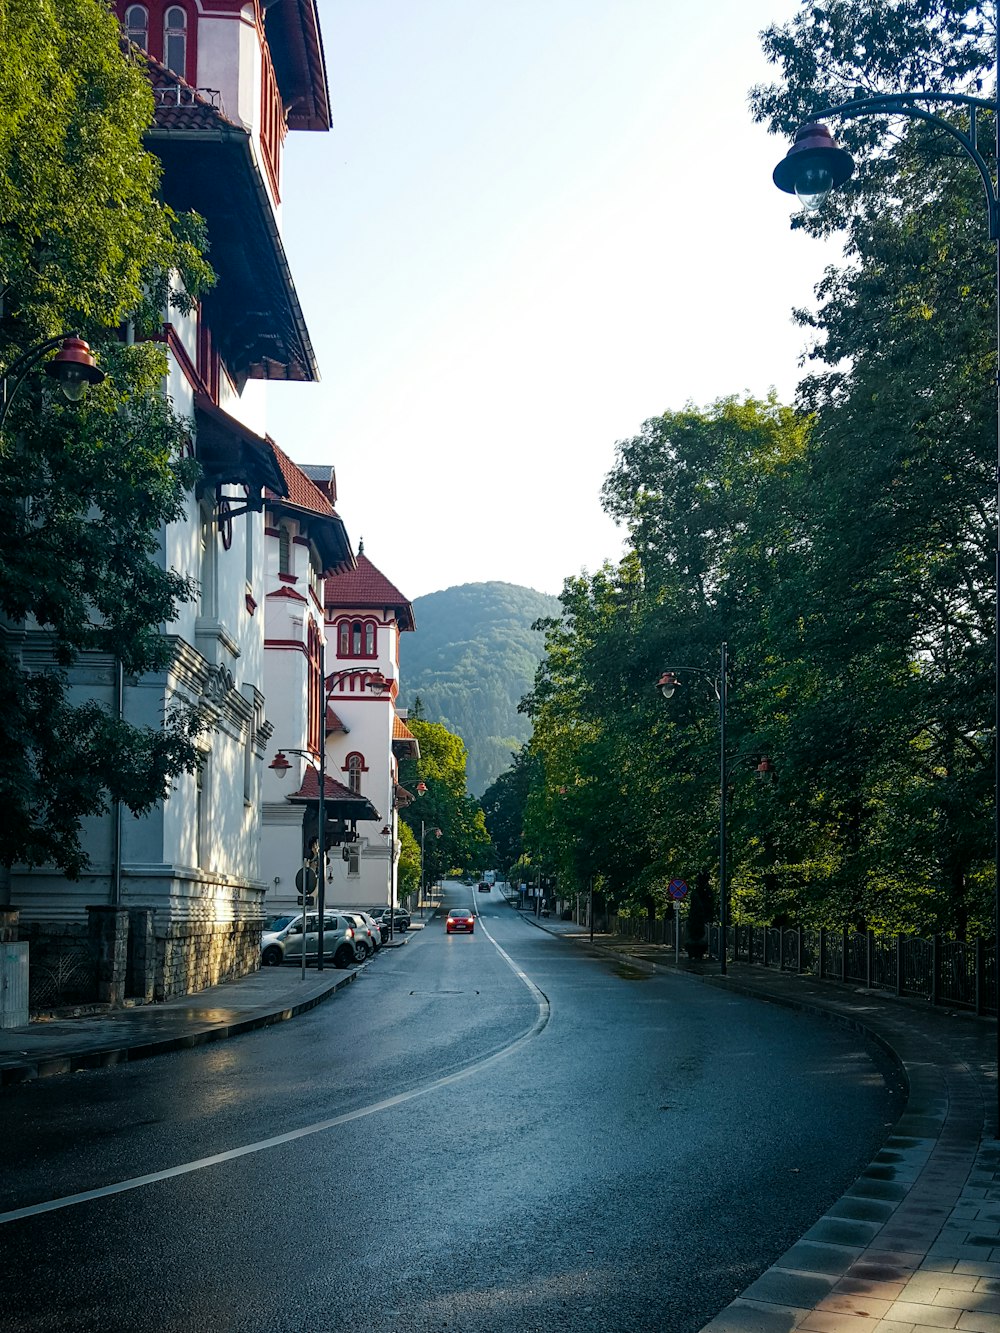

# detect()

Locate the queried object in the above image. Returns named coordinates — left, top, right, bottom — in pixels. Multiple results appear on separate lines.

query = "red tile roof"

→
left=138, top=50, right=244, bottom=133
left=325, top=707, right=348, bottom=734
left=393, top=716, right=417, bottom=742
left=267, top=440, right=335, bottom=517
left=324, top=555, right=415, bottom=630
left=287, top=766, right=380, bottom=819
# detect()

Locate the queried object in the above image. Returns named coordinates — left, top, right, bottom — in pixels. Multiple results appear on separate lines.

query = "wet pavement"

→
left=522, top=908, right=1000, bottom=1333
left=3, top=900, right=998, bottom=1333
left=0, top=929, right=416, bottom=1086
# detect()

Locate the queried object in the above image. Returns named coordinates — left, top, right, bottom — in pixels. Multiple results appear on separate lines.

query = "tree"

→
left=747, top=0, right=997, bottom=935
left=0, top=0, right=214, bottom=876
left=480, top=746, right=539, bottom=875
left=399, top=717, right=490, bottom=878
left=396, top=819, right=420, bottom=902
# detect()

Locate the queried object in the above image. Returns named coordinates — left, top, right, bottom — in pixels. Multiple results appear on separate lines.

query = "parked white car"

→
left=261, top=912, right=359, bottom=968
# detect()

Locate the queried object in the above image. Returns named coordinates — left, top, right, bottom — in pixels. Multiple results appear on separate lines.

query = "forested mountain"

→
left=399, top=582, right=560, bottom=796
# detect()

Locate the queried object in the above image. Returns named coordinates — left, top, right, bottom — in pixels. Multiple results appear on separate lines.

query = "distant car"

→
left=261, top=912, right=358, bottom=968
left=477, top=882, right=491, bottom=893
left=446, top=909, right=475, bottom=934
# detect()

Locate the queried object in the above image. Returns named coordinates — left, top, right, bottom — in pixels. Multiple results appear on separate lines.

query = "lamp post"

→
left=412, top=781, right=442, bottom=918
left=270, top=665, right=389, bottom=969
left=770, top=46, right=1000, bottom=1126
left=657, top=642, right=730, bottom=972
left=0, top=333, right=105, bottom=431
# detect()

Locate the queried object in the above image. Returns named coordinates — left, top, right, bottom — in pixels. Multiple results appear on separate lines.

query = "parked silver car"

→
left=340, top=910, right=381, bottom=958
left=261, top=912, right=358, bottom=968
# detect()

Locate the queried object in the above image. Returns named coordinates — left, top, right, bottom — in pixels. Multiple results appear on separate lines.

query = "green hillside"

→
left=399, top=582, right=561, bottom=796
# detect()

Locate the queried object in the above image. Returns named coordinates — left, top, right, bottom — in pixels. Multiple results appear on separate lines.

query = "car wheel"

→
left=355, top=942, right=369, bottom=962
left=262, top=945, right=283, bottom=966
left=334, top=944, right=354, bottom=969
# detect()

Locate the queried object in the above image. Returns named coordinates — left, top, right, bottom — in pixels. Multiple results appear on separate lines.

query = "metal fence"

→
left=607, top=914, right=997, bottom=1016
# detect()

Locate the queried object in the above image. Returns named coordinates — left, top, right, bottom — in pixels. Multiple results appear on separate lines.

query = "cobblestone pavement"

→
left=520, top=907, right=999, bottom=1333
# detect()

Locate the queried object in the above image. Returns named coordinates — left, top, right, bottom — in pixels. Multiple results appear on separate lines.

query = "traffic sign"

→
left=668, top=877, right=689, bottom=901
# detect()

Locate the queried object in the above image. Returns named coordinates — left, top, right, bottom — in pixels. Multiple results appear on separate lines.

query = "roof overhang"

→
left=270, top=497, right=354, bottom=575
left=147, top=125, right=319, bottom=382
left=194, top=394, right=287, bottom=497
left=264, top=0, right=332, bottom=132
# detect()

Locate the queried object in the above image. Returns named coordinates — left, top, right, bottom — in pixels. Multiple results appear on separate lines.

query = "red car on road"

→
left=446, top=909, right=475, bottom=934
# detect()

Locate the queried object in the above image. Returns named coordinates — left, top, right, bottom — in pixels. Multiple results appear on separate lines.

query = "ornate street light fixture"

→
left=770, top=43, right=1000, bottom=1122
left=0, top=332, right=106, bottom=431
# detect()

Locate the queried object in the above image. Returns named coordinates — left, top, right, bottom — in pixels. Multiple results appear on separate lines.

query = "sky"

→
left=267, top=0, right=837, bottom=601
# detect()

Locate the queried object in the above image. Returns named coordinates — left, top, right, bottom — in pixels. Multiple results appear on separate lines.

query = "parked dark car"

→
left=371, top=907, right=410, bottom=932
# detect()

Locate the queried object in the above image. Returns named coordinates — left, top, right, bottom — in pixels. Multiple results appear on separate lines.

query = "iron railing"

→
left=607, top=914, right=998, bottom=1016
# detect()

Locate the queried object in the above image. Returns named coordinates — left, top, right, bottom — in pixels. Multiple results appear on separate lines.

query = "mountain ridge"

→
left=398, top=581, right=561, bottom=796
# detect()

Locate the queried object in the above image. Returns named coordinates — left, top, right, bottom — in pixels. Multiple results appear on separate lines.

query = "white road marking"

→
left=1, top=902, right=549, bottom=1227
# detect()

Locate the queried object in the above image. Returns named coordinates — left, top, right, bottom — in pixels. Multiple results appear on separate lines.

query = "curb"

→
left=525, top=916, right=994, bottom=1333
left=0, top=967, right=359, bottom=1087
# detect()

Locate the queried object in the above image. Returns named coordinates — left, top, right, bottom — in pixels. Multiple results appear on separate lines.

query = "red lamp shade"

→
left=657, top=672, right=680, bottom=700
left=772, top=123, right=854, bottom=211
left=269, top=751, right=292, bottom=779
left=45, top=336, right=105, bottom=402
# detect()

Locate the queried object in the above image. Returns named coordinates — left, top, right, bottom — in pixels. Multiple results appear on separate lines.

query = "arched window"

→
left=306, top=622, right=322, bottom=753
left=125, top=4, right=148, bottom=50
left=164, top=5, right=188, bottom=79
left=336, top=617, right=377, bottom=659
left=346, top=753, right=365, bottom=795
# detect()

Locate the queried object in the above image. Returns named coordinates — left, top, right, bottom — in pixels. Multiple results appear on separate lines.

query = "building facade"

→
left=262, top=547, right=416, bottom=918
left=7, top=1, right=339, bottom=1003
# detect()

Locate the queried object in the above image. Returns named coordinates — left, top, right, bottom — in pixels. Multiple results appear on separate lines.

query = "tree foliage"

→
left=398, top=713, right=491, bottom=882
left=399, top=582, right=560, bottom=796
left=0, top=0, right=214, bottom=875
left=502, top=2, right=1000, bottom=940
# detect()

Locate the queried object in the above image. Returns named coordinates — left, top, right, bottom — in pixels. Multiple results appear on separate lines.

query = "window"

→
left=306, top=622, right=322, bottom=754
left=346, top=754, right=364, bottom=795
left=199, top=503, right=217, bottom=617
left=164, top=5, right=188, bottom=79
left=125, top=4, right=148, bottom=49
left=278, top=525, right=292, bottom=577
left=336, top=617, right=377, bottom=659
left=346, top=845, right=360, bottom=878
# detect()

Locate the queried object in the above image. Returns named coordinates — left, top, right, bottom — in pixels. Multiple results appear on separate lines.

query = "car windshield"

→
left=449, top=911, right=471, bottom=919
left=266, top=915, right=297, bottom=932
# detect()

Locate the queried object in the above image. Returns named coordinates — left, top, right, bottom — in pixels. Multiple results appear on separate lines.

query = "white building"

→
left=6, top=1, right=339, bottom=1003
left=262, top=547, right=417, bottom=916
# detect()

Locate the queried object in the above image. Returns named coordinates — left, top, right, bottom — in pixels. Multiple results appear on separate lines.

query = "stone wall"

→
left=156, top=918, right=262, bottom=1000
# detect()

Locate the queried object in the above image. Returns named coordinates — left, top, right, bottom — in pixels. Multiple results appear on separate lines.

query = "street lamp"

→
left=0, top=333, right=106, bottom=431
left=771, top=46, right=1000, bottom=1125
left=270, top=665, right=390, bottom=969
left=412, top=780, right=441, bottom=918
left=656, top=642, right=730, bottom=972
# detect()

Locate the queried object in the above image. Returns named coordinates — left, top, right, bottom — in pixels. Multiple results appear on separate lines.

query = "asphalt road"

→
left=0, top=887, right=904, bottom=1333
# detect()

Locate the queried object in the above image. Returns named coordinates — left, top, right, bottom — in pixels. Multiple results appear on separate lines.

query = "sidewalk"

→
left=524, top=908, right=1000, bottom=1333
left=0, top=929, right=416, bottom=1087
